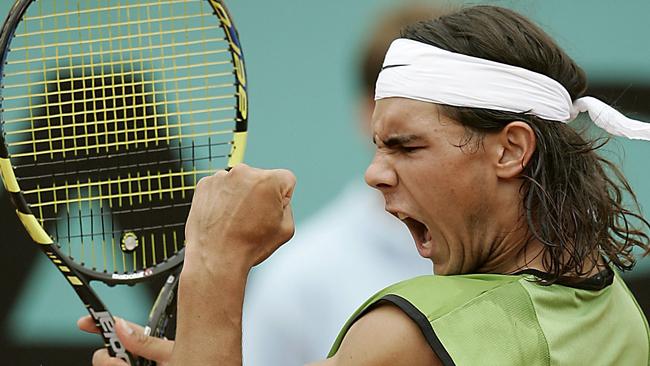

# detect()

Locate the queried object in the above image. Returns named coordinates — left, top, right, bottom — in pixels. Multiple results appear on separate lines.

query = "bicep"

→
left=308, top=304, right=442, bottom=366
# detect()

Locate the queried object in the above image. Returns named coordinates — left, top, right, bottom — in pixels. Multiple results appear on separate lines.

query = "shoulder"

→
left=327, top=273, right=529, bottom=362
left=326, top=303, right=441, bottom=366
left=377, top=273, right=524, bottom=319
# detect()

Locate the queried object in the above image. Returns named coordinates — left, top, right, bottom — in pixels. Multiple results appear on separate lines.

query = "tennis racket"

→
left=139, top=267, right=181, bottom=366
left=0, top=0, right=247, bottom=364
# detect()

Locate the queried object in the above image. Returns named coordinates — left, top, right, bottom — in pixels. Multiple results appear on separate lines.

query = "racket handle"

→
left=88, top=306, right=135, bottom=365
left=59, top=263, right=135, bottom=365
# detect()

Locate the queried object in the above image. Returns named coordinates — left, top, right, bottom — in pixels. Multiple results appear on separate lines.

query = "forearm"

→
left=170, top=255, right=250, bottom=366
left=169, top=166, right=296, bottom=365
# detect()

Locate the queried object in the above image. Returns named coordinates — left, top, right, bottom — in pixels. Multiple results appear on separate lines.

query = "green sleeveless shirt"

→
left=328, top=270, right=649, bottom=365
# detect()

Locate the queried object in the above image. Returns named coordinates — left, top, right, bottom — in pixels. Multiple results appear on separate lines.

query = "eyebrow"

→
left=373, top=134, right=423, bottom=147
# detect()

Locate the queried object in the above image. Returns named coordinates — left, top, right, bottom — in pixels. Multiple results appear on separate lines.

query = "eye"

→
left=400, top=146, right=423, bottom=153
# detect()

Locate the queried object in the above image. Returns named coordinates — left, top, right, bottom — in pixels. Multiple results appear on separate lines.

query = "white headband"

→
left=376, top=39, right=650, bottom=141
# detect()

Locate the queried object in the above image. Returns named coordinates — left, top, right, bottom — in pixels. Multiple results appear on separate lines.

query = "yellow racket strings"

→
left=1, top=0, right=239, bottom=273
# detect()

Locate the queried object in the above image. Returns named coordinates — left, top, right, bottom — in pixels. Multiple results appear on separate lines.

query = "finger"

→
left=270, top=169, right=296, bottom=206
left=77, top=315, right=100, bottom=334
left=91, top=349, right=129, bottom=366
left=281, top=203, right=296, bottom=243
left=115, top=318, right=174, bottom=362
left=77, top=316, right=147, bottom=336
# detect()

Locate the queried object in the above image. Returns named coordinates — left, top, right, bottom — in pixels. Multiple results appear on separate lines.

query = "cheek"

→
left=443, top=152, right=491, bottom=204
left=418, top=154, right=491, bottom=271
left=408, top=167, right=449, bottom=207
left=414, top=154, right=486, bottom=207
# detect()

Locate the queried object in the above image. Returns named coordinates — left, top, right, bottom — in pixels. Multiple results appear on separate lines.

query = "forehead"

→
left=371, top=98, right=455, bottom=138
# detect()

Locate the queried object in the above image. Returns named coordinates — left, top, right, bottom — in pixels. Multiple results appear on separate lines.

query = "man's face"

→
left=365, top=98, right=497, bottom=275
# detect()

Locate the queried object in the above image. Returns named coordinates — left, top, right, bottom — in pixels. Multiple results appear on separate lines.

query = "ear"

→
left=494, top=121, right=536, bottom=179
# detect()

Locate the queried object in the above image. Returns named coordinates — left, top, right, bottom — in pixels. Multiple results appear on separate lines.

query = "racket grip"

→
left=88, top=307, right=136, bottom=365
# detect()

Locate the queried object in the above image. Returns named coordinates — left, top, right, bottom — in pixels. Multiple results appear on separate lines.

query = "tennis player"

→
left=81, top=5, right=650, bottom=365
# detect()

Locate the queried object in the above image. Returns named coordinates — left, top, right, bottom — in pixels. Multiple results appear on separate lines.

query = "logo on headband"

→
left=381, top=64, right=411, bottom=70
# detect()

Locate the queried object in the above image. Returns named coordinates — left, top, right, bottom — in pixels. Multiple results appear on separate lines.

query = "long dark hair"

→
left=402, top=5, right=650, bottom=282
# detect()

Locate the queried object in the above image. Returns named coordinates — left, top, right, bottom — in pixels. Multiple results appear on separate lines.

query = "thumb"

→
left=114, top=318, right=174, bottom=363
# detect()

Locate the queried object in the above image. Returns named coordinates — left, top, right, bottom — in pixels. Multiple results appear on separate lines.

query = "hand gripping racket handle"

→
left=41, top=248, right=134, bottom=364
left=77, top=276, right=135, bottom=365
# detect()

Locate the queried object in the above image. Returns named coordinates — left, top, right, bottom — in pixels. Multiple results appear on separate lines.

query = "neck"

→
left=470, top=184, right=545, bottom=274
left=475, top=219, right=605, bottom=278
left=475, top=223, right=546, bottom=275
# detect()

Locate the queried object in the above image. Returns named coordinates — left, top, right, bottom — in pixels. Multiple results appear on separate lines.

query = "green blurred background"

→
left=0, top=0, right=648, bottom=364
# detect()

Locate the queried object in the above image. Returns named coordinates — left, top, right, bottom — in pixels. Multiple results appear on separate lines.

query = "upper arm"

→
left=307, top=303, right=442, bottom=366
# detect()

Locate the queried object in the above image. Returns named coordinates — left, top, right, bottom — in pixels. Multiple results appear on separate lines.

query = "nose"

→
left=364, top=152, right=397, bottom=191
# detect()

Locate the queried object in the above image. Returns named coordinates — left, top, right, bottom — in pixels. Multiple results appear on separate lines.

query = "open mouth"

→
left=397, top=214, right=433, bottom=256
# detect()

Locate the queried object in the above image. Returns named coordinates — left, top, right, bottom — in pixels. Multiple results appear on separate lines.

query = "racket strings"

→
left=13, top=139, right=229, bottom=170
left=1, top=0, right=240, bottom=274
left=7, top=70, right=235, bottom=158
left=43, top=203, right=193, bottom=222
left=21, top=0, right=181, bottom=22
left=4, top=42, right=230, bottom=81
left=26, top=169, right=210, bottom=209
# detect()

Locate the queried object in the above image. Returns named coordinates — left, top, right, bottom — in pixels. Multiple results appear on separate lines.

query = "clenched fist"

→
left=79, top=164, right=298, bottom=366
left=184, top=163, right=296, bottom=272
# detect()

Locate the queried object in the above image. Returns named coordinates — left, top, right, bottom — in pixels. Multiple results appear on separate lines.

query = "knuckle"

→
left=135, top=329, right=149, bottom=344
left=228, top=163, right=248, bottom=175
left=286, top=172, right=297, bottom=188
left=271, top=169, right=296, bottom=187
left=213, top=169, right=228, bottom=178
left=283, top=169, right=297, bottom=183
left=196, top=176, right=210, bottom=189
